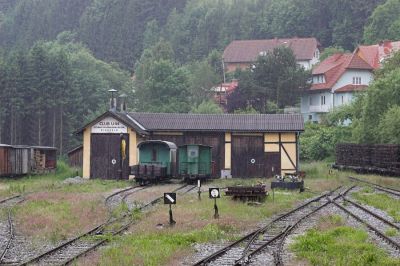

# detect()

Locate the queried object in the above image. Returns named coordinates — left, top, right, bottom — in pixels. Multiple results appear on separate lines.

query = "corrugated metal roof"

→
left=125, top=112, right=304, bottom=132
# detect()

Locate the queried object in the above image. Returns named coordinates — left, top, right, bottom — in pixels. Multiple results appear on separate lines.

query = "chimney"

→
left=108, top=89, right=118, bottom=111
left=119, top=93, right=127, bottom=113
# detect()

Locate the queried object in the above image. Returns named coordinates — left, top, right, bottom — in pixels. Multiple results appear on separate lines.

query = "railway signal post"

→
left=198, top=179, right=202, bottom=200
left=209, top=188, right=220, bottom=219
left=164, top=193, right=176, bottom=226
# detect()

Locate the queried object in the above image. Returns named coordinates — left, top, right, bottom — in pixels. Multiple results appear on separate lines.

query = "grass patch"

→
left=14, top=192, right=108, bottom=244
left=385, top=228, right=398, bottom=237
left=352, top=192, right=400, bottom=222
left=316, top=214, right=344, bottom=231
left=291, top=226, right=400, bottom=266
left=98, top=224, right=235, bottom=266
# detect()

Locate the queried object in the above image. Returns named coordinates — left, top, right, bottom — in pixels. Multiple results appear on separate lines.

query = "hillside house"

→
left=301, top=41, right=400, bottom=123
left=223, top=37, right=321, bottom=73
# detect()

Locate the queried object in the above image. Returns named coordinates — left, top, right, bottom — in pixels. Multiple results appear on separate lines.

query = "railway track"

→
left=332, top=198, right=400, bottom=251
left=0, top=195, right=24, bottom=265
left=193, top=186, right=351, bottom=266
left=0, top=195, right=24, bottom=207
left=349, top=176, right=400, bottom=197
left=0, top=209, right=14, bottom=264
left=18, top=183, right=195, bottom=266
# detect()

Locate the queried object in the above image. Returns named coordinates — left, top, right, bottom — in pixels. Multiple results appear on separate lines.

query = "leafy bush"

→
left=300, top=122, right=351, bottom=161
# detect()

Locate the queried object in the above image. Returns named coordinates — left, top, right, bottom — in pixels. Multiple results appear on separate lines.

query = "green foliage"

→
left=230, top=47, right=310, bottom=112
left=99, top=224, right=235, bottom=266
left=319, top=46, right=347, bottom=62
left=352, top=65, right=400, bottom=144
left=363, top=0, right=400, bottom=44
left=377, top=106, right=400, bottom=144
left=0, top=0, right=386, bottom=68
left=291, top=226, right=400, bottom=266
left=352, top=191, right=400, bottom=222
left=0, top=41, right=131, bottom=152
left=191, top=100, right=223, bottom=114
left=233, top=106, right=259, bottom=114
left=300, top=122, right=352, bottom=161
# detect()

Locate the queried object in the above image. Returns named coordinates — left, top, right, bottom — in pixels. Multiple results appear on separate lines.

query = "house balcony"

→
left=309, top=104, right=331, bottom=113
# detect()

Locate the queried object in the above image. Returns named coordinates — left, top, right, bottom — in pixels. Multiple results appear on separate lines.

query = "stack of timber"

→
left=334, top=143, right=400, bottom=176
left=225, top=185, right=267, bottom=201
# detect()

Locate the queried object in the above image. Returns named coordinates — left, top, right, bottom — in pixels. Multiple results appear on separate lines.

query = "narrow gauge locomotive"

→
left=131, top=140, right=212, bottom=184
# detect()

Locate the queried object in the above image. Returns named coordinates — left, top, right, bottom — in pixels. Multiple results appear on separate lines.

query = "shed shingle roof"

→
left=223, top=37, right=320, bottom=63
left=124, top=112, right=304, bottom=132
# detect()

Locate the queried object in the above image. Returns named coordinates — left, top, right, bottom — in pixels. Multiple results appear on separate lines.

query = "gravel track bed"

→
left=375, top=189, right=400, bottom=200
left=281, top=202, right=400, bottom=266
left=186, top=189, right=345, bottom=266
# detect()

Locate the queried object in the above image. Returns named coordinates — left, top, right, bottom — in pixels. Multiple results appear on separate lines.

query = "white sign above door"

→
left=91, top=117, right=127, bottom=134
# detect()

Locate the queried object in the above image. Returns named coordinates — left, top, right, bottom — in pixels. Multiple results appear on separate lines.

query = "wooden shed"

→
left=75, top=110, right=304, bottom=179
left=67, top=145, right=83, bottom=168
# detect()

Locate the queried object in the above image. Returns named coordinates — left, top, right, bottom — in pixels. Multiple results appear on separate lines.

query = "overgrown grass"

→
left=352, top=191, right=400, bottom=222
left=0, top=161, right=132, bottom=198
left=97, top=224, right=236, bottom=266
left=386, top=228, right=398, bottom=237
left=13, top=194, right=107, bottom=244
left=291, top=226, right=400, bottom=266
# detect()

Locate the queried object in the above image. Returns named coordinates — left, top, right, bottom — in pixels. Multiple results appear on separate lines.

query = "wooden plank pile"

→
left=225, top=185, right=267, bottom=201
left=335, top=143, right=400, bottom=176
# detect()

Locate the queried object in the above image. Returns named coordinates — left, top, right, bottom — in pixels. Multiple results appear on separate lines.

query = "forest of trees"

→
left=1, top=0, right=400, bottom=154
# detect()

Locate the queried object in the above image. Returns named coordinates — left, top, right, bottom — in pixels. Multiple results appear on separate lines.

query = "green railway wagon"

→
left=132, top=140, right=177, bottom=184
left=178, top=144, right=212, bottom=181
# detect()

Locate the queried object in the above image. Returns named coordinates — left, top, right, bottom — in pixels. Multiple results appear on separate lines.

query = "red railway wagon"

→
left=0, top=144, right=12, bottom=176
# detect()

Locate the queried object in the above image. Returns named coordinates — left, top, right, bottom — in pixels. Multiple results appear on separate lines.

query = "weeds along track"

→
left=0, top=209, right=14, bottom=264
left=0, top=195, right=24, bottom=207
left=193, top=186, right=351, bottom=266
left=18, top=183, right=195, bottom=266
left=349, top=176, right=400, bottom=198
left=332, top=195, right=400, bottom=252
left=0, top=195, right=24, bottom=265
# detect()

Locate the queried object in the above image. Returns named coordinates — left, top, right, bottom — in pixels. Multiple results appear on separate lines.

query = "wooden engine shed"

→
left=76, top=110, right=304, bottom=179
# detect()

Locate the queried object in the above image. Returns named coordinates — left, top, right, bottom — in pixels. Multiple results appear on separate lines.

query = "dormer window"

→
left=353, top=77, right=361, bottom=85
left=313, top=74, right=325, bottom=84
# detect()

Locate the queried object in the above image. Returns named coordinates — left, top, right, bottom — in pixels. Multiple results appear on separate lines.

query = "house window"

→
left=321, top=95, right=326, bottom=105
left=353, top=77, right=361, bottom=85
left=308, top=115, right=312, bottom=121
left=341, top=95, right=344, bottom=104
left=314, top=75, right=325, bottom=84
left=315, top=49, right=320, bottom=59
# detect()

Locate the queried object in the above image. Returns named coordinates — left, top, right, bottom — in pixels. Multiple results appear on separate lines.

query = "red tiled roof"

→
left=357, top=41, right=400, bottom=69
left=310, top=53, right=351, bottom=91
left=310, top=53, right=372, bottom=91
left=347, top=53, right=374, bottom=70
left=335, top=84, right=368, bottom=93
left=223, top=37, right=320, bottom=63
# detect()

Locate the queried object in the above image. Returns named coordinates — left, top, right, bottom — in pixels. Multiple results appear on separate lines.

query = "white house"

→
left=301, top=40, right=400, bottom=123
left=223, top=37, right=321, bottom=73
left=301, top=53, right=373, bottom=122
